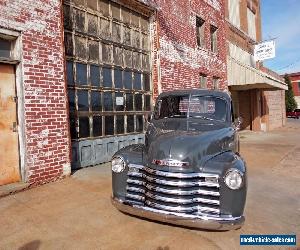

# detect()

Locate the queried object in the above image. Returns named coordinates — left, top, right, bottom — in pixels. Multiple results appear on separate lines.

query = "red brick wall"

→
left=0, top=0, right=71, bottom=185
left=288, top=73, right=300, bottom=96
left=151, top=0, right=227, bottom=98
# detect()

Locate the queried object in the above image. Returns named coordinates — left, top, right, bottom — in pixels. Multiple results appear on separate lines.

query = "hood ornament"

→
left=152, top=159, right=189, bottom=167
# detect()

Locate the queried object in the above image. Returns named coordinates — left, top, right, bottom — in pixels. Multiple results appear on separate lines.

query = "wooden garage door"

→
left=63, top=0, right=152, bottom=168
left=0, top=63, right=20, bottom=185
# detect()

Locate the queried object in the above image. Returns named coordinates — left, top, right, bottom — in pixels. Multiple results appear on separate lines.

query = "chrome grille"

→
left=125, top=164, right=220, bottom=216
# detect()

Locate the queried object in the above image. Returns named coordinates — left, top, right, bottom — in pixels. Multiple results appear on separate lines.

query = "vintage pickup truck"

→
left=111, top=89, right=247, bottom=231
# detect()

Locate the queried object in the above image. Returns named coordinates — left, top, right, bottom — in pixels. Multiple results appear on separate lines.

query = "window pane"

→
left=68, top=89, right=76, bottom=111
left=126, top=93, right=133, bottom=111
left=103, top=67, right=112, bottom=87
left=66, top=61, right=74, bottom=85
left=124, top=71, right=132, bottom=89
left=114, top=68, right=123, bottom=88
left=79, top=117, right=90, bottom=138
left=145, top=95, right=151, bottom=111
left=93, top=116, right=102, bottom=137
left=70, top=116, right=77, bottom=139
left=76, top=63, right=87, bottom=85
left=77, top=90, right=89, bottom=111
left=115, top=92, right=124, bottom=111
left=105, top=116, right=114, bottom=135
left=0, top=39, right=11, bottom=58
left=135, top=94, right=143, bottom=111
left=90, top=65, right=100, bottom=86
left=136, top=115, right=143, bottom=132
left=103, top=92, right=113, bottom=111
left=143, top=74, right=150, bottom=91
left=116, top=115, right=124, bottom=134
left=91, top=91, right=102, bottom=111
left=127, top=115, right=134, bottom=133
left=133, top=72, right=142, bottom=89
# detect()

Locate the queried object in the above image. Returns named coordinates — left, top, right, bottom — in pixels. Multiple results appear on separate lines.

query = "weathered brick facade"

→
left=0, top=0, right=71, bottom=185
left=151, top=0, right=227, bottom=98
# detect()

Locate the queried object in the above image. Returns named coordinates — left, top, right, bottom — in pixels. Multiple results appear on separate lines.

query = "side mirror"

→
left=234, top=117, right=243, bottom=131
left=144, top=112, right=153, bottom=130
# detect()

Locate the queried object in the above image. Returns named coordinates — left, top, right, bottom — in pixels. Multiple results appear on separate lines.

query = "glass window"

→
left=210, top=25, right=218, bottom=53
left=114, top=68, right=123, bottom=88
left=135, top=94, right=143, bottom=111
left=155, top=95, right=227, bottom=121
left=196, top=17, right=205, bottom=48
left=68, top=89, right=76, bottom=111
left=228, top=0, right=240, bottom=28
left=66, top=61, right=74, bottom=85
left=115, top=92, right=124, bottom=111
left=200, top=74, right=207, bottom=88
left=143, top=74, right=150, bottom=91
left=247, top=8, right=256, bottom=40
left=0, top=38, right=11, bottom=58
left=124, top=70, right=132, bottom=89
left=136, top=115, right=143, bottom=132
left=127, top=115, right=134, bottom=133
left=145, top=95, right=151, bottom=111
left=93, top=116, right=102, bottom=137
left=212, top=77, right=219, bottom=89
left=90, top=65, right=100, bottom=86
left=116, top=115, right=124, bottom=134
left=79, top=117, right=90, bottom=138
left=77, top=90, right=89, bottom=111
left=69, top=116, right=77, bottom=139
left=126, top=93, right=133, bottom=111
left=133, top=72, right=142, bottom=89
left=91, top=91, right=102, bottom=111
left=103, top=67, right=112, bottom=87
left=76, top=63, right=88, bottom=85
left=105, top=116, right=114, bottom=135
left=103, top=92, right=113, bottom=111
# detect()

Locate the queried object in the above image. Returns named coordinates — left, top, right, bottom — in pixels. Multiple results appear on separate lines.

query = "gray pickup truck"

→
left=111, top=89, right=247, bottom=231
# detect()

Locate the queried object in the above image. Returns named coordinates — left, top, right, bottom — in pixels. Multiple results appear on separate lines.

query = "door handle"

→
left=12, top=122, right=17, bottom=132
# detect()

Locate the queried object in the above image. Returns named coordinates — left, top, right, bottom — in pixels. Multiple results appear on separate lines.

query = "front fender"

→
left=202, top=151, right=247, bottom=217
left=112, top=144, right=144, bottom=200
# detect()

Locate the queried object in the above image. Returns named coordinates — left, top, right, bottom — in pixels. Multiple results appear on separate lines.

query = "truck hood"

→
left=145, top=118, right=235, bottom=172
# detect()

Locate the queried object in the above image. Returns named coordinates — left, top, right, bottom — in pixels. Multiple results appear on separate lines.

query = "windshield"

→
left=155, top=95, right=227, bottom=121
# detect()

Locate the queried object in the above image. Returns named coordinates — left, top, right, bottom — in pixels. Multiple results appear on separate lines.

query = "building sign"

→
left=254, top=40, right=275, bottom=61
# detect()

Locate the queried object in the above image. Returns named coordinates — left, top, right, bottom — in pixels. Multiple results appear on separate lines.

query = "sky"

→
left=261, top=0, right=300, bottom=74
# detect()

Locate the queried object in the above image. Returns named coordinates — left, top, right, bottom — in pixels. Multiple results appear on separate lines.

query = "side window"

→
left=196, top=17, right=205, bottom=48
left=210, top=25, right=218, bottom=53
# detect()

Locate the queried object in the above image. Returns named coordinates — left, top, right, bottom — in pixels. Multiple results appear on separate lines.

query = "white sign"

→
left=254, top=40, right=275, bottom=61
left=116, top=96, right=124, bottom=106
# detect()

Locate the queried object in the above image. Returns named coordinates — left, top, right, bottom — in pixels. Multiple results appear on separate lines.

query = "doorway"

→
left=0, top=63, right=20, bottom=185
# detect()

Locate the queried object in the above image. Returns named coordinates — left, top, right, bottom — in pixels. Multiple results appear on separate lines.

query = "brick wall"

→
left=152, top=0, right=227, bottom=98
left=0, top=0, right=71, bottom=185
left=264, top=90, right=286, bottom=130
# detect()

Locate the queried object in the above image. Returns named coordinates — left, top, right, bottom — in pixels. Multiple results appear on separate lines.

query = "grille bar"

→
left=129, top=164, right=219, bottom=178
left=127, top=175, right=219, bottom=188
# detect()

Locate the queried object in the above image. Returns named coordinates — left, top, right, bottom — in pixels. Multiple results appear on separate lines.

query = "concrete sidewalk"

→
left=0, top=120, right=299, bottom=250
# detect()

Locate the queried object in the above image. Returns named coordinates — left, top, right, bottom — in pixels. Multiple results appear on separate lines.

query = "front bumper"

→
left=112, top=197, right=244, bottom=231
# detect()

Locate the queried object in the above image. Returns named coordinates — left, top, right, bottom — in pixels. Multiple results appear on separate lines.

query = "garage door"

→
left=63, top=0, right=152, bottom=168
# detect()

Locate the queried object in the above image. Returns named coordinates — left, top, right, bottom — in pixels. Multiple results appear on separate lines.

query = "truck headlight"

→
left=224, top=169, right=243, bottom=190
left=112, top=156, right=126, bottom=173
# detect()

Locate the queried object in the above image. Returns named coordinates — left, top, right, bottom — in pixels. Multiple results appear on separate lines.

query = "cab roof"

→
left=158, top=89, right=231, bottom=101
